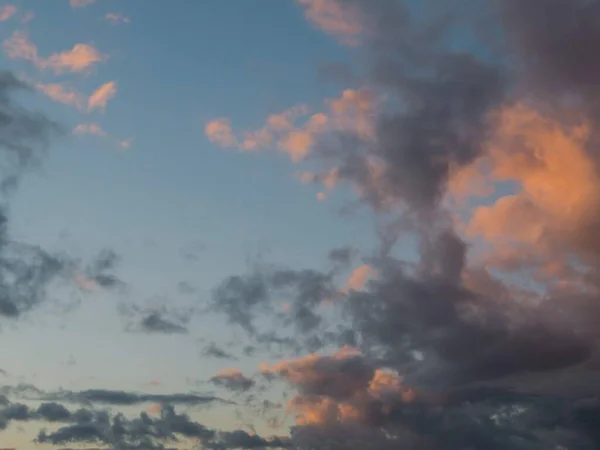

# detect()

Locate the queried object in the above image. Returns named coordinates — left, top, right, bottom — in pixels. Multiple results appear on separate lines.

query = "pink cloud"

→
left=87, top=81, right=117, bottom=112
left=296, top=0, right=363, bottom=45
left=0, top=5, right=17, bottom=21
left=205, top=88, right=375, bottom=163
left=205, top=118, right=238, bottom=147
left=3, top=31, right=107, bottom=74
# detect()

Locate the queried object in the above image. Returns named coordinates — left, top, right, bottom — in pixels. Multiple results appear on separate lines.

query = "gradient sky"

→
left=2, top=1, right=600, bottom=449
left=1, top=1, right=380, bottom=448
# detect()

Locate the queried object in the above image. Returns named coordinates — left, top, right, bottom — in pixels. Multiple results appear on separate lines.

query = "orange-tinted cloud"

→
left=205, top=89, right=375, bottom=163
left=205, top=118, right=237, bottom=147
left=88, top=81, right=117, bottom=112
left=296, top=0, right=363, bottom=45
left=272, top=352, right=416, bottom=427
left=441, top=103, right=600, bottom=294
left=35, top=82, right=86, bottom=110
left=341, top=264, right=376, bottom=293
left=3, top=31, right=107, bottom=74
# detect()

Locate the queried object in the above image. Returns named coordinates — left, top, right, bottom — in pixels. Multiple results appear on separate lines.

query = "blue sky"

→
left=2, top=1, right=598, bottom=449
left=0, top=1, right=380, bottom=447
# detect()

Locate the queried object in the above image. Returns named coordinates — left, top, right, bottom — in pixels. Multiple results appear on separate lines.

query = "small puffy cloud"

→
left=0, top=5, right=17, bottom=21
left=70, top=0, right=95, bottom=7
left=3, top=31, right=107, bottom=74
left=205, top=118, right=237, bottom=147
left=105, top=12, right=130, bottom=24
left=87, top=81, right=117, bottom=112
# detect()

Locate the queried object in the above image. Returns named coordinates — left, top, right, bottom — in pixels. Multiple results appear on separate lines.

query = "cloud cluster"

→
left=4, top=31, right=107, bottom=75
left=203, top=0, right=600, bottom=448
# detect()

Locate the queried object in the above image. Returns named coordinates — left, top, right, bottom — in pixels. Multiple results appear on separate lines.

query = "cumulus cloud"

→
left=3, top=31, right=107, bottom=74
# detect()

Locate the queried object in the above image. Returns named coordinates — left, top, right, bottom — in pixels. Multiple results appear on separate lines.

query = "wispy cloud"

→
left=0, top=4, right=17, bottom=21
left=3, top=31, right=107, bottom=74
left=35, top=82, right=86, bottom=110
left=72, top=123, right=133, bottom=151
left=33, top=80, right=117, bottom=113
left=70, top=0, right=96, bottom=8
left=104, top=12, right=130, bottom=24
left=73, top=123, right=107, bottom=137
left=296, top=0, right=363, bottom=45
left=87, top=81, right=117, bottom=112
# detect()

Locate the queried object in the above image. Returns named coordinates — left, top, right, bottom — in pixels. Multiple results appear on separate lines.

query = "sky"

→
left=1, top=0, right=600, bottom=449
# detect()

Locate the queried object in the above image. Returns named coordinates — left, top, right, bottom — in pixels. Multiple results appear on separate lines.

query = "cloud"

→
left=205, top=89, right=375, bottom=162
left=296, top=0, right=363, bottom=45
left=73, top=123, right=107, bottom=137
left=210, top=369, right=255, bottom=392
left=33, top=80, right=117, bottom=114
left=87, top=81, right=117, bottom=112
left=35, top=82, right=86, bottom=110
left=41, top=389, right=223, bottom=407
left=201, top=342, right=237, bottom=360
left=203, top=1, right=600, bottom=447
left=104, top=12, right=130, bottom=24
left=120, top=303, right=193, bottom=334
left=73, top=123, right=133, bottom=150
left=0, top=5, right=17, bottom=21
left=3, top=31, right=107, bottom=74
left=70, top=0, right=95, bottom=7
left=0, top=394, right=289, bottom=449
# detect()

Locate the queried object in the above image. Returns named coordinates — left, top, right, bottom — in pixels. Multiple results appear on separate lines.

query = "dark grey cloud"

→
left=32, top=402, right=288, bottom=450
left=120, top=303, right=192, bottom=334
left=327, top=246, right=356, bottom=268
left=212, top=267, right=337, bottom=351
left=42, top=389, right=224, bottom=407
left=201, top=341, right=237, bottom=360
left=210, top=371, right=255, bottom=393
